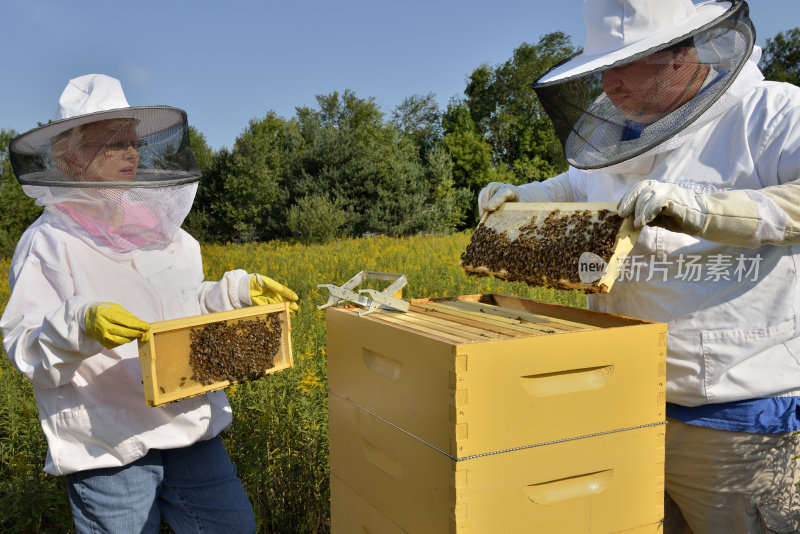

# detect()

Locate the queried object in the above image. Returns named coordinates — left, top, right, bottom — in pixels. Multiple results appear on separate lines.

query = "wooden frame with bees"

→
left=138, top=302, right=292, bottom=406
left=460, top=202, right=641, bottom=293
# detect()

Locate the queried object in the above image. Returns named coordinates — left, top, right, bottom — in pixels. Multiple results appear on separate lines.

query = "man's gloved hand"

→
left=617, top=179, right=707, bottom=234
left=478, top=182, right=522, bottom=218
left=85, top=302, right=150, bottom=349
left=250, top=274, right=299, bottom=311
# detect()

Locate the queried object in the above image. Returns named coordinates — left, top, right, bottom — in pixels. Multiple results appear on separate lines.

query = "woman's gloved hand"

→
left=249, top=274, right=299, bottom=311
left=84, top=302, right=150, bottom=349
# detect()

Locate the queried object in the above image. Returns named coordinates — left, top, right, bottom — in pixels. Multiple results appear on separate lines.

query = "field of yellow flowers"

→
left=0, top=233, right=585, bottom=533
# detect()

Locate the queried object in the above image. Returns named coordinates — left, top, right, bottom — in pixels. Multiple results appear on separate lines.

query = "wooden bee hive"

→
left=460, top=202, right=640, bottom=293
left=138, top=302, right=292, bottom=406
left=327, top=294, right=666, bottom=533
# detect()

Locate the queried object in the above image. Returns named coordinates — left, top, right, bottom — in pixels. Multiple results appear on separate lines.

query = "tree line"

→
left=2, top=29, right=798, bottom=255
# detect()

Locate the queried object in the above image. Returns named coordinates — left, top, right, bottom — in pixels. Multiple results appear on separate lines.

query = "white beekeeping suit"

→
left=1, top=74, right=256, bottom=475
left=481, top=0, right=800, bottom=406
left=479, top=1, right=800, bottom=531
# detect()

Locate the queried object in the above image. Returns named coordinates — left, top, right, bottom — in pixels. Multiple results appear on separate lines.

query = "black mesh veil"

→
left=533, top=1, right=754, bottom=170
left=9, top=106, right=201, bottom=251
left=9, top=106, right=200, bottom=187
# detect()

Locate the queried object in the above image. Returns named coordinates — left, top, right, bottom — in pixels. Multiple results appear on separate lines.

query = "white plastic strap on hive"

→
left=317, top=271, right=409, bottom=316
left=328, top=389, right=666, bottom=462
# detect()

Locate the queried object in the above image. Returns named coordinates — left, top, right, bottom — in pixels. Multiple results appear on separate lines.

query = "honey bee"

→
left=188, top=314, right=282, bottom=386
left=461, top=208, right=624, bottom=292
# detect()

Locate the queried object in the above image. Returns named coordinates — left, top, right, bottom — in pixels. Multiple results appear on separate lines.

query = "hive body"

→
left=327, top=294, right=666, bottom=533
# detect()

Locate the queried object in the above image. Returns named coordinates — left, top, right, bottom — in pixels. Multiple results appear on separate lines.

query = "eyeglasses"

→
left=85, top=140, right=148, bottom=154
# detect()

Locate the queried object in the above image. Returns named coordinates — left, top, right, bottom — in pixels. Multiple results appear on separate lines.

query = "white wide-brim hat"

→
left=536, top=0, right=732, bottom=86
left=11, top=74, right=186, bottom=155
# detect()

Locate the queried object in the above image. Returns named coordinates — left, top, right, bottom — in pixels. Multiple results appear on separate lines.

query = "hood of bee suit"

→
left=10, top=74, right=201, bottom=252
left=532, top=0, right=755, bottom=170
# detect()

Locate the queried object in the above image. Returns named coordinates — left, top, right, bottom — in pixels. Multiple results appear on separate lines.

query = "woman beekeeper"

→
left=1, top=74, right=298, bottom=533
left=480, top=1, right=800, bottom=532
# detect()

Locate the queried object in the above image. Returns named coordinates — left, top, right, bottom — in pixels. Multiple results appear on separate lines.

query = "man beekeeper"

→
left=480, top=1, right=800, bottom=532
left=1, top=74, right=298, bottom=533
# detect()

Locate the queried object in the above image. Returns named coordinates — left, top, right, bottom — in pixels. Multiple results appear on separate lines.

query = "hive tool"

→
left=317, top=271, right=409, bottom=316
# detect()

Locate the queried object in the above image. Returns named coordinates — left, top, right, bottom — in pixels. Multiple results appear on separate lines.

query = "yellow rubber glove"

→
left=85, top=302, right=150, bottom=349
left=249, top=274, right=299, bottom=311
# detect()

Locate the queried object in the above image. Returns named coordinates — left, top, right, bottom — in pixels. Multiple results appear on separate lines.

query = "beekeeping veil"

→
left=9, top=74, right=201, bottom=251
left=533, top=0, right=755, bottom=170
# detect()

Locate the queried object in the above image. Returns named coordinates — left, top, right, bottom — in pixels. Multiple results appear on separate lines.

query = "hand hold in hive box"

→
left=188, top=314, right=282, bottom=386
left=460, top=209, right=623, bottom=292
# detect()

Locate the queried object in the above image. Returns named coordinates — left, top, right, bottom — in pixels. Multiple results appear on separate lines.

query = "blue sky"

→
left=2, top=1, right=797, bottom=151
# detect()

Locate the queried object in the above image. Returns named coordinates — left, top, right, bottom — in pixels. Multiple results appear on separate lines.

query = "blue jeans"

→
left=66, top=436, right=256, bottom=533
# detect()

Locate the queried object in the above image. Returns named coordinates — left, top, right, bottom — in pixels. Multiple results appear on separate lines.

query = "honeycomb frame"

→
left=138, top=302, right=292, bottom=406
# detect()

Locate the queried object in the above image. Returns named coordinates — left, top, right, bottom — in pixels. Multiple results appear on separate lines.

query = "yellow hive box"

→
left=327, top=293, right=666, bottom=533
left=138, top=302, right=292, bottom=406
left=327, top=294, right=666, bottom=457
left=330, top=474, right=407, bottom=534
left=329, top=393, right=664, bottom=533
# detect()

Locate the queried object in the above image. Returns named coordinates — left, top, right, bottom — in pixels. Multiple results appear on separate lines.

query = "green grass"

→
left=0, top=233, right=586, bottom=533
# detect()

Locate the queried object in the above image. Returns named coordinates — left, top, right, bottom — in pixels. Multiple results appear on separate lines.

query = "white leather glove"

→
left=617, top=179, right=707, bottom=234
left=478, top=182, right=523, bottom=218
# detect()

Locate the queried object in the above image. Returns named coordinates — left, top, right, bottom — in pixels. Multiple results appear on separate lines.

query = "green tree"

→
left=0, top=129, right=43, bottom=257
left=390, top=92, right=443, bottom=158
left=441, top=101, right=496, bottom=226
left=760, top=28, right=800, bottom=85
left=418, top=147, right=472, bottom=232
left=285, top=90, right=462, bottom=237
left=182, top=126, right=216, bottom=241
left=441, top=102, right=494, bottom=191
left=462, top=31, right=578, bottom=182
left=198, top=113, right=293, bottom=243
left=188, top=125, right=214, bottom=175
left=184, top=147, right=225, bottom=243
left=286, top=194, right=350, bottom=244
